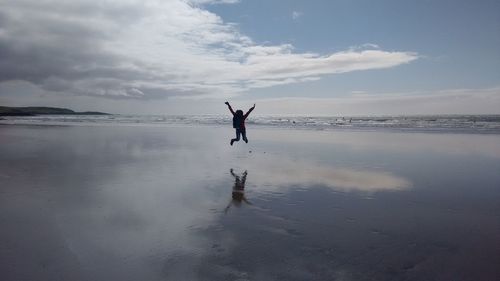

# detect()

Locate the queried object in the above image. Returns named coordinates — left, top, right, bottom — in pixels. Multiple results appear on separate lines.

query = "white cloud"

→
left=189, top=0, right=241, bottom=5
left=292, top=11, right=302, bottom=20
left=0, top=0, right=418, bottom=100
left=348, top=43, right=380, bottom=51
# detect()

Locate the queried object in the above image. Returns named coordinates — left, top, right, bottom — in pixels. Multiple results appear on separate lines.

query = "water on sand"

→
left=0, top=124, right=499, bottom=281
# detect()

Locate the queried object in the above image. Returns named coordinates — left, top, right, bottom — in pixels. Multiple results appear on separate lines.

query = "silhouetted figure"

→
left=225, top=169, right=251, bottom=213
left=225, top=102, right=255, bottom=146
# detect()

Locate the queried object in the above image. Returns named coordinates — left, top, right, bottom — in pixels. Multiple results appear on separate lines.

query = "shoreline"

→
left=2, top=113, right=499, bottom=134
left=1, top=120, right=500, bottom=135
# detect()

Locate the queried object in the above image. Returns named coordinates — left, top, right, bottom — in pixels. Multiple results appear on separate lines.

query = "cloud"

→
left=0, top=0, right=418, bottom=100
left=292, top=11, right=302, bottom=20
left=189, top=0, right=241, bottom=4
left=348, top=43, right=380, bottom=51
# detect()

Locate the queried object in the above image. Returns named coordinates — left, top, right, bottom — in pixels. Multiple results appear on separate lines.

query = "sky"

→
left=0, top=0, right=499, bottom=115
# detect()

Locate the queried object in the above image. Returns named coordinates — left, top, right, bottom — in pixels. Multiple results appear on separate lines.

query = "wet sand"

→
left=1, top=125, right=499, bottom=281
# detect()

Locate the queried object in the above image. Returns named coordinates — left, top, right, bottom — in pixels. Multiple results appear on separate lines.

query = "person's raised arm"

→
left=241, top=171, right=247, bottom=185
left=244, top=104, right=255, bottom=118
left=225, top=101, right=235, bottom=115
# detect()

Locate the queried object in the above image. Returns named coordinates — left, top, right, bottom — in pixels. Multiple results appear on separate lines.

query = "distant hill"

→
left=0, top=106, right=110, bottom=116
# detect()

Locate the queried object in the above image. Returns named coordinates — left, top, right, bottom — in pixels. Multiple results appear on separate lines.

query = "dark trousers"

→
left=232, top=128, right=248, bottom=143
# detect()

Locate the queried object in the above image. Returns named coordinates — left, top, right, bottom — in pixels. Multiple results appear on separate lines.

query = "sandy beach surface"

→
left=1, top=124, right=499, bottom=281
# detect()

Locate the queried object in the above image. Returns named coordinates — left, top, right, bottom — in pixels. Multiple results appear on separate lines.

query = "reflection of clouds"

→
left=11, top=125, right=496, bottom=281
left=0, top=125, right=232, bottom=281
left=245, top=157, right=410, bottom=192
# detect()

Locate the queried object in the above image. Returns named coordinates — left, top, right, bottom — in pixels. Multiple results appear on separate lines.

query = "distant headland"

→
left=0, top=106, right=110, bottom=116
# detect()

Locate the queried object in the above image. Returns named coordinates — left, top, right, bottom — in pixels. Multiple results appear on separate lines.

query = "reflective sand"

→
left=0, top=125, right=499, bottom=280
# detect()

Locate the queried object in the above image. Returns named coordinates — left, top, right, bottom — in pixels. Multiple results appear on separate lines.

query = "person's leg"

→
left=242, top=129, right=248, bottom=143
left=231, top=129, right=241, bottom=145
left=235, top=129, right=241, bottom=141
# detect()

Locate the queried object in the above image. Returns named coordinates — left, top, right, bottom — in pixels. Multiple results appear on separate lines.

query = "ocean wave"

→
left=2, top=114, right=500, bottom=133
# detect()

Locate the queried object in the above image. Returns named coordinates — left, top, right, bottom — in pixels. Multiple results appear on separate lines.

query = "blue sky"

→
left=209, top=0, right=500, bottom=96
left=0, top=0, right=499, bottom=115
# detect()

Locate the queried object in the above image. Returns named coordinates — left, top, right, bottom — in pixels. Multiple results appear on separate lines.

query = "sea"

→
left=1, top=114, right=500, bottom=133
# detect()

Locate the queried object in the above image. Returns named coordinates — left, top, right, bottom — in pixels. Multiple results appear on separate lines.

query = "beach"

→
left=1, top=123, right=499, bottom=281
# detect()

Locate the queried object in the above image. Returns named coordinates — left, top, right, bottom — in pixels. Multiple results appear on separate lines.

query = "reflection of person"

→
left=225, top=102, right=255, bottom=146
left=225, top=169, right=252, bottom=213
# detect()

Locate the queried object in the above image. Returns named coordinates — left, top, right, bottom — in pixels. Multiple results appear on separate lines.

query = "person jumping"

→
left=225, top=102, right=255, bottom=146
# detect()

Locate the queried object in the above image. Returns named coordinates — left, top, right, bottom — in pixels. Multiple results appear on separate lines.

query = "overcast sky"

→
left=0, top=0, right=499, bottom=115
